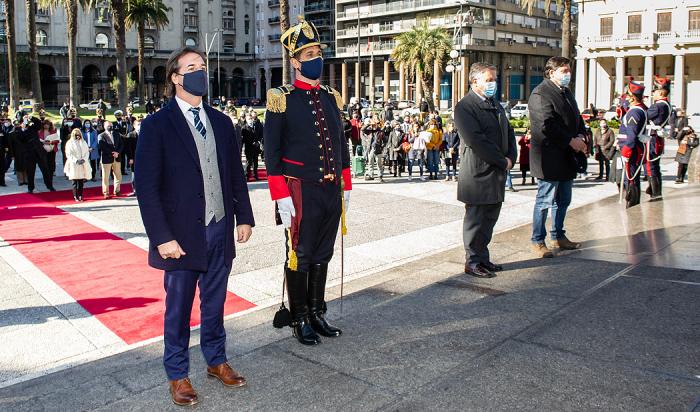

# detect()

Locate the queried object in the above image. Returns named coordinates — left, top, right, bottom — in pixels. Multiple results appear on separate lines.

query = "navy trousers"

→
left=163, top=217, right=230, bottom=380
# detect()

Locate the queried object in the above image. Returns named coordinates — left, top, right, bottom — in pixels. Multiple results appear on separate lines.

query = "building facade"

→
left=575, top=0, right=700, bottom=114
left=331, top=0, right=566, bottom=107
left=1, top=0, right=257, bottom=106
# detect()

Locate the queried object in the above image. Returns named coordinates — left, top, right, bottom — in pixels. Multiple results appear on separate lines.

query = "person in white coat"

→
left=64, top=128, right=92, bottom=201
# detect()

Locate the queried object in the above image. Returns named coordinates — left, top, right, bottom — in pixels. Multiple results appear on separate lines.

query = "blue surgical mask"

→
left=483, top=81, right=497, bottom=98
left=178, top=69, right=208, bottom=97
left=299, top=56, right=324, bottom=81
left=558, top=73, right=572, bottom=87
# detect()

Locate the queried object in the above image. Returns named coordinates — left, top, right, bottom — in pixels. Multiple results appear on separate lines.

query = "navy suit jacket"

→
left=135, top=99, right=255, bottom=272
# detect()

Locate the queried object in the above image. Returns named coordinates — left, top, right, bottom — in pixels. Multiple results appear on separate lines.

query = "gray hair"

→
left=469, top=62, right=497, bottom=84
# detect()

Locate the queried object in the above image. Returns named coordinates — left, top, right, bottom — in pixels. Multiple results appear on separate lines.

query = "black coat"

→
left=241, top=120, right=263, bottom=154
left=528, top=79, right=585, bottom=181
left=98, top=131, right=123, bottom=164
left=454, top=90, right=516, bottom=205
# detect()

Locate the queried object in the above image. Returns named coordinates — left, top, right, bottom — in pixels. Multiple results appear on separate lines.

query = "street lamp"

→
left=204, top=30, right=220, bottom=103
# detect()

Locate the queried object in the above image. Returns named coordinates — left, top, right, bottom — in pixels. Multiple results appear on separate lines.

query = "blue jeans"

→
left=407, top=158, right=423, bottom=176
left=505, top=171, right=513, bottom=188
left=531, top=179, right=573, bottom=243
left=427, top=150, right=439, bottom=174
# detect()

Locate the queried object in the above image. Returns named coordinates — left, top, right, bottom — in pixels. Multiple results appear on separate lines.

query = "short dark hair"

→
left=166, top=46, right=206, bottom=97
left=544, top=56, right=571, bottom=79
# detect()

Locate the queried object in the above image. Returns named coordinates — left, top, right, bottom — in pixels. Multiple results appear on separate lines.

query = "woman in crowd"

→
left=594, top=120, right=615, bottom=181
left=425, top=119, right=443, bottom=180
left=518, top=128, right=534, bottom=185
left=675, top=126, right=698, bottom=184
left=387, top=120, right=405, bottom=178
left=64, top=128, right=92, bottom=202
left=407, top=121, right=427, bottom=181
left=82, top=119, right=100, bottom=181
left=38, top=120, right=58, bottom=176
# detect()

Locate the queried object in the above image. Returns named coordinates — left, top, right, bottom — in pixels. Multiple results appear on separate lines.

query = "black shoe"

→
left=308, top=264, right=342, bottom=337
left=28, top=189, right=34, bottom=194
left=48, top=187, right=56, bottom=192
left=292, top=317, right=321, bottom=346
left=464, top=263, right=496, bottom=278
left=483, top=262, right=503, bottom=272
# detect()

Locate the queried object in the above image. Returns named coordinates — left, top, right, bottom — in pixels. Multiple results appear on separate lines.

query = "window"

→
left=185, top=37, right=196, bottom=47
left=144, top=36, right=155, bottom=49
left=600, top=17, right=613, bottom=36
left=36, top=30, right=47, bottom=46
left=690, top=10, right=700, bottom=30
left=628, top=14, right=641, bottom=34
left=94, top=1, right=110, bottom=23
left=245, top=42, right=250, bottom=53
left=223, top=41, right=234, bottom=53
left=245, top=14, right=250, bottom=35
left=184, top=14, right=198, bottom=28
left=657, top=12, right=672, bottom=32
left=95, top=33, right=109, bottom=48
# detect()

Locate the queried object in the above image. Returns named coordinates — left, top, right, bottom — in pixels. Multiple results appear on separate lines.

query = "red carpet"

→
left=247, top=167, right=268, bottom=182
left=0, top=188, right=256, bottom=345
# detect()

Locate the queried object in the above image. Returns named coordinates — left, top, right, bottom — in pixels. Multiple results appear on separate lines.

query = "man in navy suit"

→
left=135, top=46, right=255, bottom=407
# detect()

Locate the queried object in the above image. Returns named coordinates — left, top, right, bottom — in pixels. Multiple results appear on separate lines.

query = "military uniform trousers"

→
left=163, top=217, right=230, bottom=380
left=285, top=181, right=342, bottom=273
left=645, top=134, right=663, bottom=178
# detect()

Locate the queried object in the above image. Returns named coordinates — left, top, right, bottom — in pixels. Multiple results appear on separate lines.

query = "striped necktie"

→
left=188, top=107, right=206, bottom=139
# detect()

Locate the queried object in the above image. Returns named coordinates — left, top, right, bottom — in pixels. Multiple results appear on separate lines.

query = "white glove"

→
left=343, top=191, right=350, bottom=212
left=276, top=196, right=296, bottom=228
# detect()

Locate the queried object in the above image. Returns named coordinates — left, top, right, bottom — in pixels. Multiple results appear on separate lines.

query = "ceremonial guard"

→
left=618, top=81, right=648, bottom=209
left=264, top=17, right=352, bottom=346
left=645, top=76, right=672, bottom=200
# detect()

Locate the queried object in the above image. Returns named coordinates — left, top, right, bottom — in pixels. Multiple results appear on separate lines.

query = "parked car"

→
left=603, top=107, right=618, bottom=122
left=19, top=99, right=37, bottom=112
left=397, top=100, right=415, bottom=110
left=128, top=98, right=141, bottom=108
left=510, top=103, right=529, bottom=119
left=689, top=113, right=700, bottom=131
left=79, top=100, right=112, bottom=110
left=211, top=98, right=222, bottom=107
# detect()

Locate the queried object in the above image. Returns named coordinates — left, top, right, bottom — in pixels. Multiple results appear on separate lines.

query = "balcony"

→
left=184, top=25, right=199, bottom=33
left=336, top=40, right=396, bottom=57
left=618, top=32, right=655, bottom=48
left=268, top=0, right=280, bottom=7
left=305, top=2, right=331, bottom=14
left=36, top=12, right=51, bottom=24
left=268, top=34, right=282, bottom=42
left=337, top=15, right=492, bottom=40
left=268, top=16, right=280, bottom=24
left=337, top=0, right=495, bottom=20
left=678, top=30, right=700, bottom=45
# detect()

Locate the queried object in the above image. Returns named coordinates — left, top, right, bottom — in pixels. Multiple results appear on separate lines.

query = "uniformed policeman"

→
left=619, top=81, right=648, bottom=209
left=645, top=76, right=672, bottom=200
left=264, top=17, right=352, bottom=346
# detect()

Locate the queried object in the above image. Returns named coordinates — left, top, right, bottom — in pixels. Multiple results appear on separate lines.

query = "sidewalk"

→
left=1, top=183, right=698, bottom=411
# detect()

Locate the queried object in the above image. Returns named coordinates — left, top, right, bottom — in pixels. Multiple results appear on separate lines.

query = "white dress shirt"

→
left=175, top=95, right=208, bottom=131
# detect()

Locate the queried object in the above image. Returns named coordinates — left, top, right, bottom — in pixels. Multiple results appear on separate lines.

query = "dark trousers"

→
left=245, top=149, right=259, bottom=178
left=163, top=217, right=230, bottom=380
left=26, top=150, right=53, bottom=191
left=72, top=179, right=85, bottom=198
left=47, top=151, right=56, bottom=176
left=285, top=182, right=342, bottom=273
left=121, top=153, right=128, bottom=175
left=463, top=203, right=502, bottom=266
left=677, top=163, right=688, bottom=181
left=446, top=156, right=458, bottom=177
left=89, top=159, right=98, bottom=180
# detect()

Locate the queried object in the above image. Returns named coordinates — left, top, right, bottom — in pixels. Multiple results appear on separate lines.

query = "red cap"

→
left=654, top=75, right=671, bottom=91
left=627, top=79, right=645, bottom=96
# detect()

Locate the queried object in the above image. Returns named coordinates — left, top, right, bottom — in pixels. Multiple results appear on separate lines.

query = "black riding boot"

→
left=285, top=268, right=320, bottom=345
left=650, top=176, right=663, bottom=200
left=308, top=264, right=342, bottom=337
left=625, top=183, right=640, bottom=209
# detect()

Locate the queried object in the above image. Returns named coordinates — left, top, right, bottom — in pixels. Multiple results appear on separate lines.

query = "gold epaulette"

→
left=320, top=85, right=344, bottom=111
left=265, top=85, right=295, bottom=113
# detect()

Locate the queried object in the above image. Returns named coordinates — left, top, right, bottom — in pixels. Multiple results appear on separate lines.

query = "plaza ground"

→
left=0, top=149, right=698, bottom=410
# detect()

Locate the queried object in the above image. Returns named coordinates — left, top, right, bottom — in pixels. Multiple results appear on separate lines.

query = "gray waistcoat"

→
left=186, top=113, right=225, bottom=226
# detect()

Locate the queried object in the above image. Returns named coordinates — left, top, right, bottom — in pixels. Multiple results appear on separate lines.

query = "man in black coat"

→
left=18, top=115, right=56, bottom=193
left=240, top=111, right=263, bottom=180
left=528, top=56, right=587, bottom=258
left=454, top=62, right=517, bottom=278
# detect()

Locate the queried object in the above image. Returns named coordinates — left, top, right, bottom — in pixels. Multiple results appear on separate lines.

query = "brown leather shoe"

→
left=551, top=236, right=581, bottom=250
left=207, top=362, right=247, bottom=388
left=532, top=242, right=554, bottom=258
left=169, top=377, right=198, bottom=406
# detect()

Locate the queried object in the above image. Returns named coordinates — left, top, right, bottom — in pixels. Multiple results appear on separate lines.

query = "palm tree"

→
left=26, top=0, right=42, bottom=105
left=279, top=0, right=290, bottom=85
left=2, top=0, right=19, bottom=110
left=39, top=0, right=86, bottom=108
left=125, top=0, right=170, bottom=101
left=520, top=0, right=571, bottom=59
left=109, top=0, right=128, bottom=110
left=391, top=23, right=451, bottom=111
